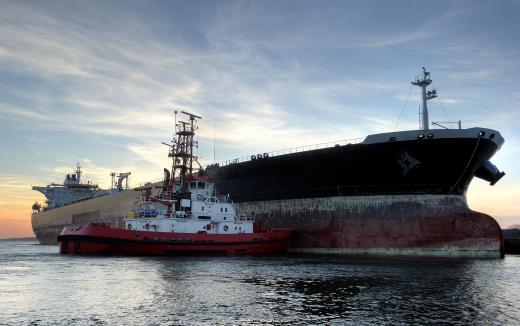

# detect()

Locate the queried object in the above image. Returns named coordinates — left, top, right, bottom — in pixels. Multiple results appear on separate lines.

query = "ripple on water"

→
left=1, top=241, right=520, bottom=325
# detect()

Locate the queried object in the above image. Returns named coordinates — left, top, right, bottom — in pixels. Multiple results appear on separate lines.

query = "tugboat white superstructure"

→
left=125, top=177, right=254, bottom=235
left=58, top=111, right=292, bottom=255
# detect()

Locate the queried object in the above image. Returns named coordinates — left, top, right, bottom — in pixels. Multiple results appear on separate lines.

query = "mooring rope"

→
left=449, top=136, right=481, bottom=193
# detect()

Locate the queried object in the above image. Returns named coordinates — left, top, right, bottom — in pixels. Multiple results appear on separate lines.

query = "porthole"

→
left=489, top=133, right=495, bottom=140
left=417, top=134, right=425, bottom=139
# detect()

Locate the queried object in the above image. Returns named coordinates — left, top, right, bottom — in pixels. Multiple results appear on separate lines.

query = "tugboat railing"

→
left=127, top=210, right=253, bottom=221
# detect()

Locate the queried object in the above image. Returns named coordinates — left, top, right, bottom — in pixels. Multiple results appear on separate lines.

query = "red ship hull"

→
left=58, top=224, right=293, bottom=255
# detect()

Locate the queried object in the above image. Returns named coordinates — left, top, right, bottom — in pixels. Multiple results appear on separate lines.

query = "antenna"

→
left=75, top=162, right=82, bottom=181
left=411, top=67, right=437, bottom=130
left=213, top=119, right=216, bottom=164
left=174, top=110, right=177, bottom=142
left=110, top=172, right=116, bottom=189
left=180, top=110, right=202, bottom=120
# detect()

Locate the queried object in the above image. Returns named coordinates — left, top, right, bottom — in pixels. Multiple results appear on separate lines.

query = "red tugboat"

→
left=58, top=111, right=292, bottom=255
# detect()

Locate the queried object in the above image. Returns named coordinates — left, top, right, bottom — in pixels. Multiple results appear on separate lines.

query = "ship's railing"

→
left=132, top=137, right=365, bottom=188
left=127, top=210, right=173, bottom=218
left=214, top=137, right=365, bottom=168
left=133, top=178, right=164, bottom=189
left=202, top=194, right=232, bottom=204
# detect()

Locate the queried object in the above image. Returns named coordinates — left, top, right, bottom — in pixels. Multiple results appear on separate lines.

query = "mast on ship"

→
left=157, top=110, right=202, bottom=216
left=171, top=110, right=201, bottom=192
left=75, top=163, right=82, bottom=182
left=412, top=67, right=437, bottom=130
left=174, top=111, right=202, bottom=192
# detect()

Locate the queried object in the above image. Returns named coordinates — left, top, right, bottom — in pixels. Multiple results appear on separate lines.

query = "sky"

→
left=1, top=0, right=519, bottom=238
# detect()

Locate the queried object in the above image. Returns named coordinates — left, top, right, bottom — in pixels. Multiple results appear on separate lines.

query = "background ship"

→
left=31, top=68, right=506, bottom=257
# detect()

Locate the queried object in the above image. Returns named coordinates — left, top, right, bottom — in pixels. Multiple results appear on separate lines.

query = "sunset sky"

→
left=1, top=0, right=519, bottom=238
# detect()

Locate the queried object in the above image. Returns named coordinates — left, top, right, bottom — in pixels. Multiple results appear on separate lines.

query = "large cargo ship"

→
left=31, top=68, right=506, bottom=257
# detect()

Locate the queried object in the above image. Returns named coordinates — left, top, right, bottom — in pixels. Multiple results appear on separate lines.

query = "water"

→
left=1, top=240, right=519, bottom=325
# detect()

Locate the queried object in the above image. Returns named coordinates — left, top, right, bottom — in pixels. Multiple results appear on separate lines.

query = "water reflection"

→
left=244, top=275, right=385, bottom=318
left=1, top=242, right=519, bottom=325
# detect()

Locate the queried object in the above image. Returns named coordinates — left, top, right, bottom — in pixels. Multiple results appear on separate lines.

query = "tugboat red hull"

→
left=58, top=224, right=292, bottom=255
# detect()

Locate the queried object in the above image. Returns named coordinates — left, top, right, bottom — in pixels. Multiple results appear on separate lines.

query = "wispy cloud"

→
left=1, top=1, right=519, bottom=237
left=1, top=1, right=425, bottom=165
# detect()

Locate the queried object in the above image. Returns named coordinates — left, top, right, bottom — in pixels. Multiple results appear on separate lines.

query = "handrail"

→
left=213, top=137, right=365, bottom=168
left=134, top=137, right=365, bottom=187
left=127, top=210, right=254, bottom=221
left=133, top=177, right=164, bottom=188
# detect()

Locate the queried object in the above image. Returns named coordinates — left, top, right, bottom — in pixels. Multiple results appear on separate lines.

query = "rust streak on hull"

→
left=33, top=191, right=503, bottom=258
left=237, top=194, right=503, bottom=258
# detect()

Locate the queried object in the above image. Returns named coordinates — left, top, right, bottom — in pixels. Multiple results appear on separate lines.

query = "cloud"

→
left=1, top=1, right=519, bottom=239
left=209, top=2, right=466, bottom=50
left=0, top=101, right=57, bottom=122
left=1, top=1, right=420, bottom=168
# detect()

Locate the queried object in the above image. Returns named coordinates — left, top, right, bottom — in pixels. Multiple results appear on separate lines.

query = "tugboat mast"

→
left=412, top=67, right=437, bottom=130
left=154, top=110, right=202, bottom=216
left=171, top=111, right=201, bottom=192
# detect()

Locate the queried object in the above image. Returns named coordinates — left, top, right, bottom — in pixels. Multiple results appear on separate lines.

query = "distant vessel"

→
left=58, top=112, right=292, bottom=255
left=31, top=166, right=133, bottom=243
left=31, top=164, right=109, bottom=211
left=34, top=68, right=506, bottom=257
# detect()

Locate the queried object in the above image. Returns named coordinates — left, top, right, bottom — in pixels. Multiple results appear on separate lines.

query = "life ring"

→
left=223, top=225, right=229, bottom=232
left=127, top=224, right=132, bottom=230
left=145, top=223, right=150, bottom=230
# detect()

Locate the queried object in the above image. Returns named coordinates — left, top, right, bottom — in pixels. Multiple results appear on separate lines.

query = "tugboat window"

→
left=198, top=182, right=205, bottom=189
left=190, top=182, right=196, bottom=189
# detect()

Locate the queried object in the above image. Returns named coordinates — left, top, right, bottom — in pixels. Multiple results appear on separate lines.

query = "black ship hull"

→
left=204, top=128, right=505, bottom=257
left=209, top=129, right=503, bottom=201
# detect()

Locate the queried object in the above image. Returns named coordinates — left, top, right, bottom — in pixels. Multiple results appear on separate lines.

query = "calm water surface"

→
left=1, top=240, right=519, bottom=325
